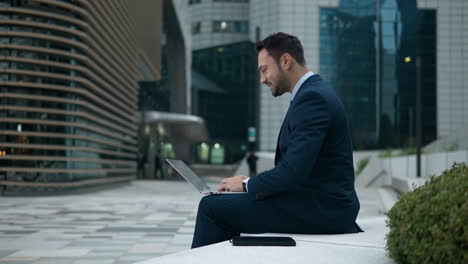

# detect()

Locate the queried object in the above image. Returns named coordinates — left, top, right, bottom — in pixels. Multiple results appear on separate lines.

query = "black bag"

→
left=230, top=236, right=296, bottom=247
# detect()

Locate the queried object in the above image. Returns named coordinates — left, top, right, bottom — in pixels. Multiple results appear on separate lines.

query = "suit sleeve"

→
left=247, top=91, right=330, bottom=200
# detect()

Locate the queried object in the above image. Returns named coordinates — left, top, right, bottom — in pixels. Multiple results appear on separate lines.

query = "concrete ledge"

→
left=391, top=176, right=426, bottom=193
left=135, top=216, right=394, bottom=264
left=378, top=187, right=399, bottom=212
left=253, top=216, right=389, bottom=248
left=136, top=239, right=392, bottom=264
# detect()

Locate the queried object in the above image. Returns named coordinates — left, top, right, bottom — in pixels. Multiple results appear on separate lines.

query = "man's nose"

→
left=260, top=75, right=266, bottom=85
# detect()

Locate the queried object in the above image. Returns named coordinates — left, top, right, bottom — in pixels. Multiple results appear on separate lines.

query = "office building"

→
left=0, top=0, right=190, bottom=191
left=250, top=0, right=467, bottom=151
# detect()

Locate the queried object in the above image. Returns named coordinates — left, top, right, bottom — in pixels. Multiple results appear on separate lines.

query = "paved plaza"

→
left=0, top=180, right=201, bottom=264
left=0, top=179, right=389, bottom=264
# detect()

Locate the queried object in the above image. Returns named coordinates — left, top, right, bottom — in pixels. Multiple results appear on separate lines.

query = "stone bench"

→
left=135, top=215, right=394, bottom=264
left=135, top=187, right=398, bottom=264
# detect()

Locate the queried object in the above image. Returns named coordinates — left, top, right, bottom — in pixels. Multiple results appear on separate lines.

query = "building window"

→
left=191, top=21, right=201, bottom=35
left=188, top=0, right=201, bottom=5
left=213, top=20, right=248, bottom=33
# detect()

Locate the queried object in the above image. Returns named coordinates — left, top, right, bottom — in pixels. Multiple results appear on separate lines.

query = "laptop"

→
left=166, top=159, right=245, bottom=195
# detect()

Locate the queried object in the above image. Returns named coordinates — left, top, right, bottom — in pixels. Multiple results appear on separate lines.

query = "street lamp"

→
left=405, top=55, right=422, bottom=178
left=415, top=56, right=422, bottom=178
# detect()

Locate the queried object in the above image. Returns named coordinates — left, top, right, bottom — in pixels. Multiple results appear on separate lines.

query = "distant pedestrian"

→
left=246, top=151, right=258, bottom=177
left=137, top=151, right=146, bottom=178
left=154, top=150, right=164, bottom=179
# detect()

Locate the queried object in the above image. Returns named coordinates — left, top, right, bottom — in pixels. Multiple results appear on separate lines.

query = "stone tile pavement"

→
left=0, top=180, right=205, bottom=264
left=0, top=178, right=389, bottom=264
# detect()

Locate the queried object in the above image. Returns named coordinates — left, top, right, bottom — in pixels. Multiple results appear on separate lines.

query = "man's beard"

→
left=271, top=69, right=289, bottom=97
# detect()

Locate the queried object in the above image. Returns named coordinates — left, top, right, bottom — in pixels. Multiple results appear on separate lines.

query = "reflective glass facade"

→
left=320, top=0, right=436, bottom=149
left=192, top=41, right=258, bottom=162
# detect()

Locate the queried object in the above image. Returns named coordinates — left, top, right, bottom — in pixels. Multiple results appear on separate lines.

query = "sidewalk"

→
left=0, top=179, right=393, bottom=264
left=0, top=180, right=200, bottom=264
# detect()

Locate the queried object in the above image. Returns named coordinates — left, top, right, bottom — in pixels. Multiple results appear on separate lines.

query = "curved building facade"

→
left=0, top=0, right=163, bottom=191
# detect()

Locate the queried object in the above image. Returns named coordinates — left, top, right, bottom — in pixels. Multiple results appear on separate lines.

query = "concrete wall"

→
left=356, top=150, right=468, bottom=188
left=416, top=0, right=468, bottom=139
left=382, top=150, right=468, bottom=179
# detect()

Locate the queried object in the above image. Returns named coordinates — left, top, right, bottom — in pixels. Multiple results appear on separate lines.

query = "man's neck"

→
left=288, top=67, right=311, bottom=93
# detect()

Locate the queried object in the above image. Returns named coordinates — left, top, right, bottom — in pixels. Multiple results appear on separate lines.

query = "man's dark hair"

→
left=255, top=32, right=306, bottom=66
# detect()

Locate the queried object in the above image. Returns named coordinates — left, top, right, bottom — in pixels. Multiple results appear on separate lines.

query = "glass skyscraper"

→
left=319, top=0, right=436, bottom=149
left=192, top=41, right=258, bottom=162
left=248, top=0, right=466, bottom=152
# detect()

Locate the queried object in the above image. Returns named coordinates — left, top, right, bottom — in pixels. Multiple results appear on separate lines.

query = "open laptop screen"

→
left=166, top=159, right=212, bottom=192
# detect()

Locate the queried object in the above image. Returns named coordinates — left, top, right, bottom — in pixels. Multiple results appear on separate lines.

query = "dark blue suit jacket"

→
left=248, top=74, right=362, bottom=234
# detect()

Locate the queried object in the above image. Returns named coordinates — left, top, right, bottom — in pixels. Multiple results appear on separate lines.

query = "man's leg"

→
left=191, top=194, right=273, bottom=248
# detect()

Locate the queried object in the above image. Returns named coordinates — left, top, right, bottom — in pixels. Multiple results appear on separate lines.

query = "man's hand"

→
left=217, top=175, right=248, bottom=192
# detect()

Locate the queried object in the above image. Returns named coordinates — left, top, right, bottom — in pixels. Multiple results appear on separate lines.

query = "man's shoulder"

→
left=295, top=80, right=333, bottom=106
left=299, top=75, right=341, bottom=104
left=293, top=76, right=346, bottom=121
left=297, top=75, right=328, bottom=95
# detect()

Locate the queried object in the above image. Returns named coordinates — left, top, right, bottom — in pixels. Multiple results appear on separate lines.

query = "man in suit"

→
left=191, top=32, right=362, bottom=249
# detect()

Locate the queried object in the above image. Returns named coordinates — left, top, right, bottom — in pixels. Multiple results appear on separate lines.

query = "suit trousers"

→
left=191, top=194, right=261, bottom=248
left=191, top=194, right=326, bottom=248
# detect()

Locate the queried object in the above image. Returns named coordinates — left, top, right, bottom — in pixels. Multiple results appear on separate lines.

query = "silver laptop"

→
left=166, top=159, right=245, bottom=195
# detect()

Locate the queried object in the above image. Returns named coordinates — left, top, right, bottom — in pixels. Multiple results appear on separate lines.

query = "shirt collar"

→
left=291, top=71, right=314, bottom=102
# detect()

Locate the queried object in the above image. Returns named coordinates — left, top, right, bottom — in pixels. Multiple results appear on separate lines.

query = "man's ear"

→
left=280, top=53, right=293, bottom=70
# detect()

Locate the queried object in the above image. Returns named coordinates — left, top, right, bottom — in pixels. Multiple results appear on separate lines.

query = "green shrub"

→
left=386, top=163, right=468, bottom=264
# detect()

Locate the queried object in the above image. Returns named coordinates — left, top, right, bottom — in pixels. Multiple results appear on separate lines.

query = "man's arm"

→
left=246, top=91, right=330, bottom=200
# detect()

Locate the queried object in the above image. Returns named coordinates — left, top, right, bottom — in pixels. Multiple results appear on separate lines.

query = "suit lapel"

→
left=273, top=75, right=320, bottom=166
left=274, top=101, right=292, bottom=166
left=274, top=122, right=284, bottom=166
